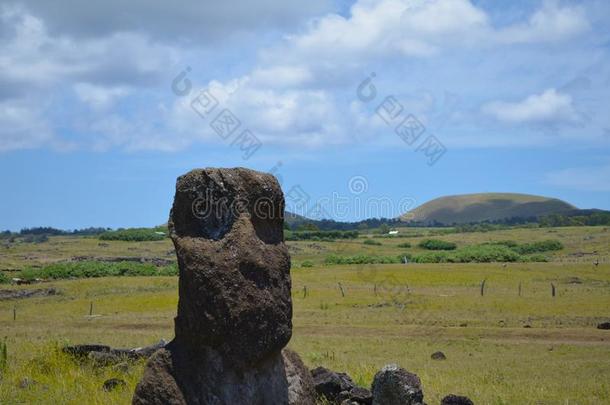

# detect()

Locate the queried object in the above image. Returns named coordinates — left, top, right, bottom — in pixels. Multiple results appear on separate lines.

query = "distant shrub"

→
left=451, top=245, right=521, bottom=263
left=513, top=240, right=563, bottom=254
left=397, top=242, right=411, bottom=248
left=19, top=261, right=177, bottom=281
left=285, top=230, right=358, bottom=241
left=0, top=272, right=8, bottom=284
left=22, top=234, right=49, bottom=244
left=522, top=254, right=549, bottom=262
left=99, top=227, right=166, bottom=242
left=363, top=239, right=382, bottom=246
left=418, top=239, right=457, bottom=250
left=301, top=260, right=314, bottom=268
left=324, top=254, right=401, bottom=265
left=411, top=244, right=520, bottom=263
left=412, top=251, right=452, bottom=263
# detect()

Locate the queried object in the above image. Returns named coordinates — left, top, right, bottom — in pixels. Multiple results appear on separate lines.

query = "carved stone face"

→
left=168, top=168, right=292, bottom=367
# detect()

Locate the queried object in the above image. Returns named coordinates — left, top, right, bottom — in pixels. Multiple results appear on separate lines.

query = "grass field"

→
left=0, top=226, right=609, bottom=404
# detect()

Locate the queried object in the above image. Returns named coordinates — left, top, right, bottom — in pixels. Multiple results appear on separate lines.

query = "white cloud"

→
left=545, top=163, right=610, bottom=192
left=482, top=89, right=580, bottom=124
left=74, top=83, right=131, bottom=110
left=0, top=99, right=53, bottom=152
left=497, top=0, right=590, bottom=44
left=0, top=0, right=601, bottom=153
left=250, top=66, right=313, bottom=88
left=14, top=0, right=335, bottom=41
left=283, top=0, right=489, bottom=61
left=167, top=79, right=348, bottom=148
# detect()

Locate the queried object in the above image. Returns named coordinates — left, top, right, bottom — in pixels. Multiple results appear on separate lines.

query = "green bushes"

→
left=19, top=261, right=177, bottom=281
left=363, top=239, right=382, bottom=246
left=324, top=254, right=401, bottom=265
left=397, top=242, right=411, bottom=248
left=521, top=254, right=549, bottom=262
left=285, top=230, right=359, bottom=241
left=22, top=234, right=49, bottom=244
left=324, top=243, right=550, bottom=265
left=451, top=245, right=521, bottom=263
left=512, top=240, right=563, bottom=254
left=301, top=260, right=314, bottom=268
left=418, top=239, right=457, bottom=250
left=99, top=227, right=167, bottom=242
left=0, top=271, right=8, bottom=284
left=412, top=251, right=451, bottom=263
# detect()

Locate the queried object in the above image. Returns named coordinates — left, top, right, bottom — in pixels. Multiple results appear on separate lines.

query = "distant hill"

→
left=402, top=193, right=576, bottom=225
left=285, top=211, right=309, bottom=228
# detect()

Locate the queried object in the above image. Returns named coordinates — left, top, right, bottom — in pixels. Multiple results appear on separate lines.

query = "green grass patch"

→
left=324, top=254, right=402, bottom=265
left=99, top=227, right=167, bottom=242
left=418, top=239, right=457, bottom=250
left=19, top=261, right=178, bottom=281
left=363, top=239, right=382, bottom=246
left=285, top=230, right=359, bottom=241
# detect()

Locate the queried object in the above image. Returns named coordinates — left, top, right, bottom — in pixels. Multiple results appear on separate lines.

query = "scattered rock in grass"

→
left=88, top=351, right=121, bottom=366
left=310, top=366, right=373, bottom=404
left=598, top=322, right=610, bottom=330
left=18, top=377, right=36, bottom=389
left=368, top=302, right=392, bottom=308
left=103, top=378, right=126, bottom=392
left=64, top=340, right=168, bottom=364
left=63, top=344, right=111, bottom=358
left=523, top=324, right=532, bottom=328
left=441, top=394, right=474, bottom=405
left=459, top=323, right=467, bottom=327
left=431, top=351, right=447, bottom=360
left=371, top=364, right=424, bottom=405
left=566, top=277, right=583, bottom=284
left=311, top=366, right=355, bottom=402
left=0, top=288, right=57, bottom=300
left=349, top=386, right=373, bottom=404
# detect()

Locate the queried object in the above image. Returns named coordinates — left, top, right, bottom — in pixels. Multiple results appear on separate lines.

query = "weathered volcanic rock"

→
left=311, top=367, right=372, bottom=404
left=440, top=394, right=474, bottom=405
left=371, top=364, right=425, bottom=405
left=431, top=351, right=446, bottom=360
left=283, top=349, right=317, bottom=405
left=133, top=168, right=314, bottom=405
left=170, top=168, right=292, bottom=367
left=311, top=366, right=355, bottom=402
left=597, top=321, right=610, bottom=330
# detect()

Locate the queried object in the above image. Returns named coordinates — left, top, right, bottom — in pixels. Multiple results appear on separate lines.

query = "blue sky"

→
left=1, top=0, right=609, bottom=230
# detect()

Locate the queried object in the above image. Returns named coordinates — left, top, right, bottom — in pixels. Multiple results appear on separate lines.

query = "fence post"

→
left=518, top=282, right=522, bottom=297
left=480, top=279, right=487, bottom=297
left=551, top=283, right=556, bottom=298
left=89, top=301, right=93, bottom=316
left=338, top=282, right=345, bottom=297
left=13, top=306, right=16, bottom=321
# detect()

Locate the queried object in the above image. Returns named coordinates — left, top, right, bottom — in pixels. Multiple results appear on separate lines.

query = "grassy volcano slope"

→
left=404, top=193, right=576, bottom=225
